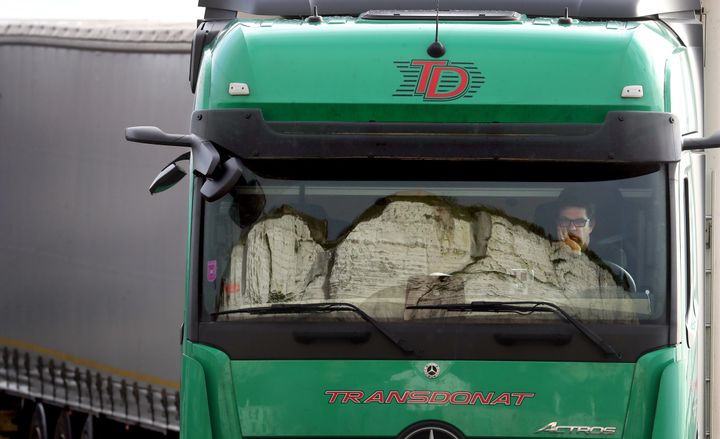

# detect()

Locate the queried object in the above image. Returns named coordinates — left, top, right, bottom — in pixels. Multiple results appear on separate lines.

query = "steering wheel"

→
left=604, top=261, right=637, bottom=294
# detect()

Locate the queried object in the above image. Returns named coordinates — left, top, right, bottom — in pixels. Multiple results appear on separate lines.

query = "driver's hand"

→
left=563, top=236, right=582, bottom=254
left=557, top=227, right=582, bottom=255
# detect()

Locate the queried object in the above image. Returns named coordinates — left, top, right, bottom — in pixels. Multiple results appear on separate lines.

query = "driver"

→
left=555, top=189, right=595, bottom=255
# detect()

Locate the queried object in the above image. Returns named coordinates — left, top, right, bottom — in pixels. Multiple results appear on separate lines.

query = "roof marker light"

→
left=229, top=83, right=250, bottom=96
left=621, top=85, right=644, bottom=98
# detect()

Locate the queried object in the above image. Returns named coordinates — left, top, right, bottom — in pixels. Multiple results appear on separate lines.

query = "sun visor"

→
left=191, top=109, right=682, bottom=163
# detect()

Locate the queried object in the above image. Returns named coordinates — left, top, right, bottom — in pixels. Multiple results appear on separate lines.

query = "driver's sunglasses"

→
left=556, top=217, right=591, bottom=228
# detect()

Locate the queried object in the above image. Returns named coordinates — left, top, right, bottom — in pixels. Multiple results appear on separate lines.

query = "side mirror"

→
left=127, top=127, right=243, bottom=202
left=149, top=152, right=190, bottom=194
left=148, top=152, right=190, bottom=195
left=682, top=131, right=720, bottom=151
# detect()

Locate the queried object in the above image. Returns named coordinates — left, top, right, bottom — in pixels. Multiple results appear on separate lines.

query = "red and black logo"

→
left=393, top=60, right=484, bottom=101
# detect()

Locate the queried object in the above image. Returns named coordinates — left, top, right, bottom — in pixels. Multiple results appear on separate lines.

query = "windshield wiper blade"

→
left=213, top=302, right=414, bottom=354
left=407, top=300, right=621, bottom=359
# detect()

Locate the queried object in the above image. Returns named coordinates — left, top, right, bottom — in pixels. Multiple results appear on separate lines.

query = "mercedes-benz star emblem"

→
left=424, top=362, right=440, bottom=379
left=399, top=423, right=463, bottom=439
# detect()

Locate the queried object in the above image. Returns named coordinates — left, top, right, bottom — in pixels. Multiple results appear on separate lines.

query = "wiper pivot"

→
left=407, top=300, right=621, bottom=359
left=213, top=302, right=414, bottom=354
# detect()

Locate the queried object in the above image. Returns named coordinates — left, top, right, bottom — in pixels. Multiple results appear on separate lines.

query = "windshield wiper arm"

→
left=407, top=300, right=621, bottom=359
left=213, top=302, right=414, bottom=354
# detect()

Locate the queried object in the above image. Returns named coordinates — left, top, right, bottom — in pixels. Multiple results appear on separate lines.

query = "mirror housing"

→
left=127, top=127, right=243, bottom=202
left=149, top=153, right=189, bottom=194
left=200, top=158, right=243, bottom=201
left=682, top=131, right=720, bottom=151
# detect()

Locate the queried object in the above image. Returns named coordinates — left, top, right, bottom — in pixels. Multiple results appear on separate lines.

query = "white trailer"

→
left=0, top=21, right=194, bottom=438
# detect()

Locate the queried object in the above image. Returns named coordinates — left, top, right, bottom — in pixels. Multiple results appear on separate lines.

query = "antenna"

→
left=426, top=0, right=446, bottom=58
left=306, top=1, right=322, bottom=23
left=559, top=7, right=572, bottom=25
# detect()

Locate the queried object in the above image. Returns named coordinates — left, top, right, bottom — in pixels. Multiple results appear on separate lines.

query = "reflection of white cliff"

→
left=221, top=198, right=623, bottom=319
left=225, top=213, right=328, bottom=305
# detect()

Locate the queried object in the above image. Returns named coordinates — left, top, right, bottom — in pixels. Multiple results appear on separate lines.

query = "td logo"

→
left=393, top=60, right=484, bottom=101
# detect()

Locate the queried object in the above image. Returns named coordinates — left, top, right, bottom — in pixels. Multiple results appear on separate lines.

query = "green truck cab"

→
left=128, top=1, right=715, bottom=437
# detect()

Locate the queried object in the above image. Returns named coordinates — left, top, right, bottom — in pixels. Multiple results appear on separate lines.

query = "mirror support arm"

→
left=125, top=126, right=221, bottom=177
left=126, top=126, right=242, bottom=201
left=682, top=131, right=720, bottom=151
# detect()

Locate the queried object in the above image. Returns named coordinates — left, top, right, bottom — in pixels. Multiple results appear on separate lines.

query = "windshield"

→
left=201, top=161, right=667, bottom=324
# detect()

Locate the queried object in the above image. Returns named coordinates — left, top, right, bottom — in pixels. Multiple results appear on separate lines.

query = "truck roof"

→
left=197, top=17, right=683, bottom=124
left=200, top=0, right=701, bottom=19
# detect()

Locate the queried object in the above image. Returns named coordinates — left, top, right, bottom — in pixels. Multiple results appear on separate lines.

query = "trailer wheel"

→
left=79, top=415, right=93, bottom=439
left=27, top=403, right=48, bottom=439
left=53, top=410, right=73, bottom=439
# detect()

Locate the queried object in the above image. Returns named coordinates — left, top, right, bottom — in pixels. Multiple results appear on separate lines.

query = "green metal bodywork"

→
left=182, top=14, right=700, bottom=439
left=195, top=17, right=683, bottom=123
left=182, top=341, right=692, bottom=438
